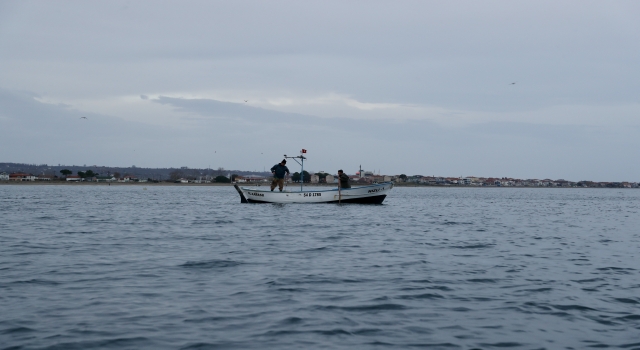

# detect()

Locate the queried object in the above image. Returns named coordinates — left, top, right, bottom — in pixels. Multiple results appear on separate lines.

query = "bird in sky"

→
left=510, top=82, right=516, bottom=85
left=244, top=100, right=248, bottom=102
left=80, top=117, right=87, bottom=119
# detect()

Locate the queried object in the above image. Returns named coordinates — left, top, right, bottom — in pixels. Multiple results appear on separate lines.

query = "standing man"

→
left=337, top=169, right=351, bottom=189
left=270, top=159, right=290, bottom=191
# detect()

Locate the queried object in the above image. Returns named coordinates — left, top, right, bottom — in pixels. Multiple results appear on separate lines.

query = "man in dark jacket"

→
left=337, top=169, right=351, bottom=189
left=270, top=159, right=290, bottom=191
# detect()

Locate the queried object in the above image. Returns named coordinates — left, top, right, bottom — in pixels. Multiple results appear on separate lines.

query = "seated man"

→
left=270, top=159, right=290, bottom=191
left=337, top=169, right=351, bottom=189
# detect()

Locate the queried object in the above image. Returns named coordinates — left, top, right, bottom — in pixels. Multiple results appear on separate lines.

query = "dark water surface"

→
left=1, top=185, right=639, bottom=350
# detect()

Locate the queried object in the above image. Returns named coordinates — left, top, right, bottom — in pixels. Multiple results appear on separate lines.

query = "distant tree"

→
left=113, top=172, right=121, bottom=179
left=214, top=175, right=230, bottom=183
left=399, top=174, right=407, bottom=181
left=292, top=171, right=310, bottom=183
left=77, top=171, right=86, bottom=178
left=84, top=170, right=96, bottom=178
left=60, top=169, right=72, bottom=176
left=230, top=174, right=239, bottom=181
left=169, top=170, right=183, bottom=181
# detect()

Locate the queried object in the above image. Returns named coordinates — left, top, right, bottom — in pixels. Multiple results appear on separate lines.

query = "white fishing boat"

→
left=234, top=182, right=392, bottom=204
left=233, top=150, right=393, bottom=204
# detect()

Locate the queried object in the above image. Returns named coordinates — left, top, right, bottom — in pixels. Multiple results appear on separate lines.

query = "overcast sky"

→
left=1, top=1, right=639, bottom=181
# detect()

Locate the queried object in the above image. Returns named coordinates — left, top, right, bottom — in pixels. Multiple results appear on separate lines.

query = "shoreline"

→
left=0, top=181, right=232, bottom=186
left=0, top=181, right=635, bottom=189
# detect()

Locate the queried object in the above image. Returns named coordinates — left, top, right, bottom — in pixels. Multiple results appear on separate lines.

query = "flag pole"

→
left=338, top=178, right=341, bottom=204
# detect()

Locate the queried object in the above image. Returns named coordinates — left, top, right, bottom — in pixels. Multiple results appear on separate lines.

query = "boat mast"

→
left=284, top=148, right=307, bottom=191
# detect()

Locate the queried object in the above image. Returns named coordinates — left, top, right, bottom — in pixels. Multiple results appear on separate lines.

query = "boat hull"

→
left=234, top=182, right=392, bottom=204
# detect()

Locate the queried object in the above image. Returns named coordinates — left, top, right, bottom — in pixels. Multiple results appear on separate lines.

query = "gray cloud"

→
left=2, top=2, right=639, bottom=109
left=149, top=95, right=640, bottom=181
left=2, top=89, right=639, bottom=180
left=0, top=1, right=639, bottom=180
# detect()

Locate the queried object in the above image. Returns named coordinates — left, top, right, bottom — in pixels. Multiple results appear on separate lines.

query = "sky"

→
left=1, top=1, right=639, bottom=181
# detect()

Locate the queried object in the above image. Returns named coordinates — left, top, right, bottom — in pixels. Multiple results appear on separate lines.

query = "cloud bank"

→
left=1, top=1, right=639, bottom=180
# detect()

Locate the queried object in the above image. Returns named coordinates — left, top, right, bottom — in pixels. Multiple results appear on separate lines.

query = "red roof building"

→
left=9, top=173, right=36, bottom=181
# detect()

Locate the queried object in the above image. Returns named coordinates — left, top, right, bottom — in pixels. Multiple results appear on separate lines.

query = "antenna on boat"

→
left=284, top=149, right=307, bottom=191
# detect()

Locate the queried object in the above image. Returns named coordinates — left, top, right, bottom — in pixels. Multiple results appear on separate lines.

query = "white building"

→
left=243, top=175, right=268, bottom=182
left=96, top=176, right=116, bottom=182
left=0, top=172, right=8, bottom=181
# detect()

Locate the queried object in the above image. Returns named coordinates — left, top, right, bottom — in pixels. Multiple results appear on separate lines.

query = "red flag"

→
left=301, top=149, right=307, bottom=153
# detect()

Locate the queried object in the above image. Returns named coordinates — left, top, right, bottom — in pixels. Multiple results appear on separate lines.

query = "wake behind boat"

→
left=234, top=182, right=392, bottom=204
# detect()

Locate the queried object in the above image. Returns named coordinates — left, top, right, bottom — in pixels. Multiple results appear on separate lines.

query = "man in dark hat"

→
left=337, top=169, right=351, bottom=189
left=270, top=159, right=290, bottom=191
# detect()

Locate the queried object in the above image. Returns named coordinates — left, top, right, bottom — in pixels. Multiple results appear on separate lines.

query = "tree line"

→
left=59, top=168, right=232, bottom=183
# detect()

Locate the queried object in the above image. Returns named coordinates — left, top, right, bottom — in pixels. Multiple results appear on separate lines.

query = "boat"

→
left=233, top=150, right=392, bottom=204
left=234, top=182, right=392, bottom=204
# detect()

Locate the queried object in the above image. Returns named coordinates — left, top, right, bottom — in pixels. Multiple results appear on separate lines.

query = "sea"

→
left=1, top=185, right=639, bottom=350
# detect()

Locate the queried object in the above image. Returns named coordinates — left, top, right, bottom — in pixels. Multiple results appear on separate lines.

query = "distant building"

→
left=10, top=173, right=35, bottom=181
left=325, top=175, right=335, bottom=183
left=66, top=175, right=81, bottom=182
left=96, top=176, right=116, bottom=182
left=349, top=175, right=366, bottom=183
left=368, top=175, right=383, bottom=183
left=237, top=175, right=267, bottom=183
left=445, top=177, right=459, bottom=184
left=0, top=172, right=9, bottom=181
left=356, top=170, right=381, bottom=179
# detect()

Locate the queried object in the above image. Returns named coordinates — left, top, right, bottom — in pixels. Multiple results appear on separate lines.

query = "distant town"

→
left=0, top=162, right=637, bottom=188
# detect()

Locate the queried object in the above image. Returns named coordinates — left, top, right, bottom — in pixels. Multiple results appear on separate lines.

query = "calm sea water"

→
left=1, top=185, right=639, bottom=350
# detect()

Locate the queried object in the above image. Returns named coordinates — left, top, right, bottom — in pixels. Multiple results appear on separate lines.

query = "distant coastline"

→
left=1, top=181, right=637, bottom=189
left=1, top=162, right=637, bottom=188
left=0, top=181, right=231, bottom=186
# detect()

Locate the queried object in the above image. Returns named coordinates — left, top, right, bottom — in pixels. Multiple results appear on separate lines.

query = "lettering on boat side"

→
left=248, top=192, right=264, bottom=197
left=303, top=193, right=322, bottom=197
left=368, top=187, right=385, bottom=193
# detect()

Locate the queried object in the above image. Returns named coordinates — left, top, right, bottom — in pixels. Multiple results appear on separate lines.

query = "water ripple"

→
left=179, top=260, right=243, bottom=268
left=1, top=186, right=639, bottom=349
